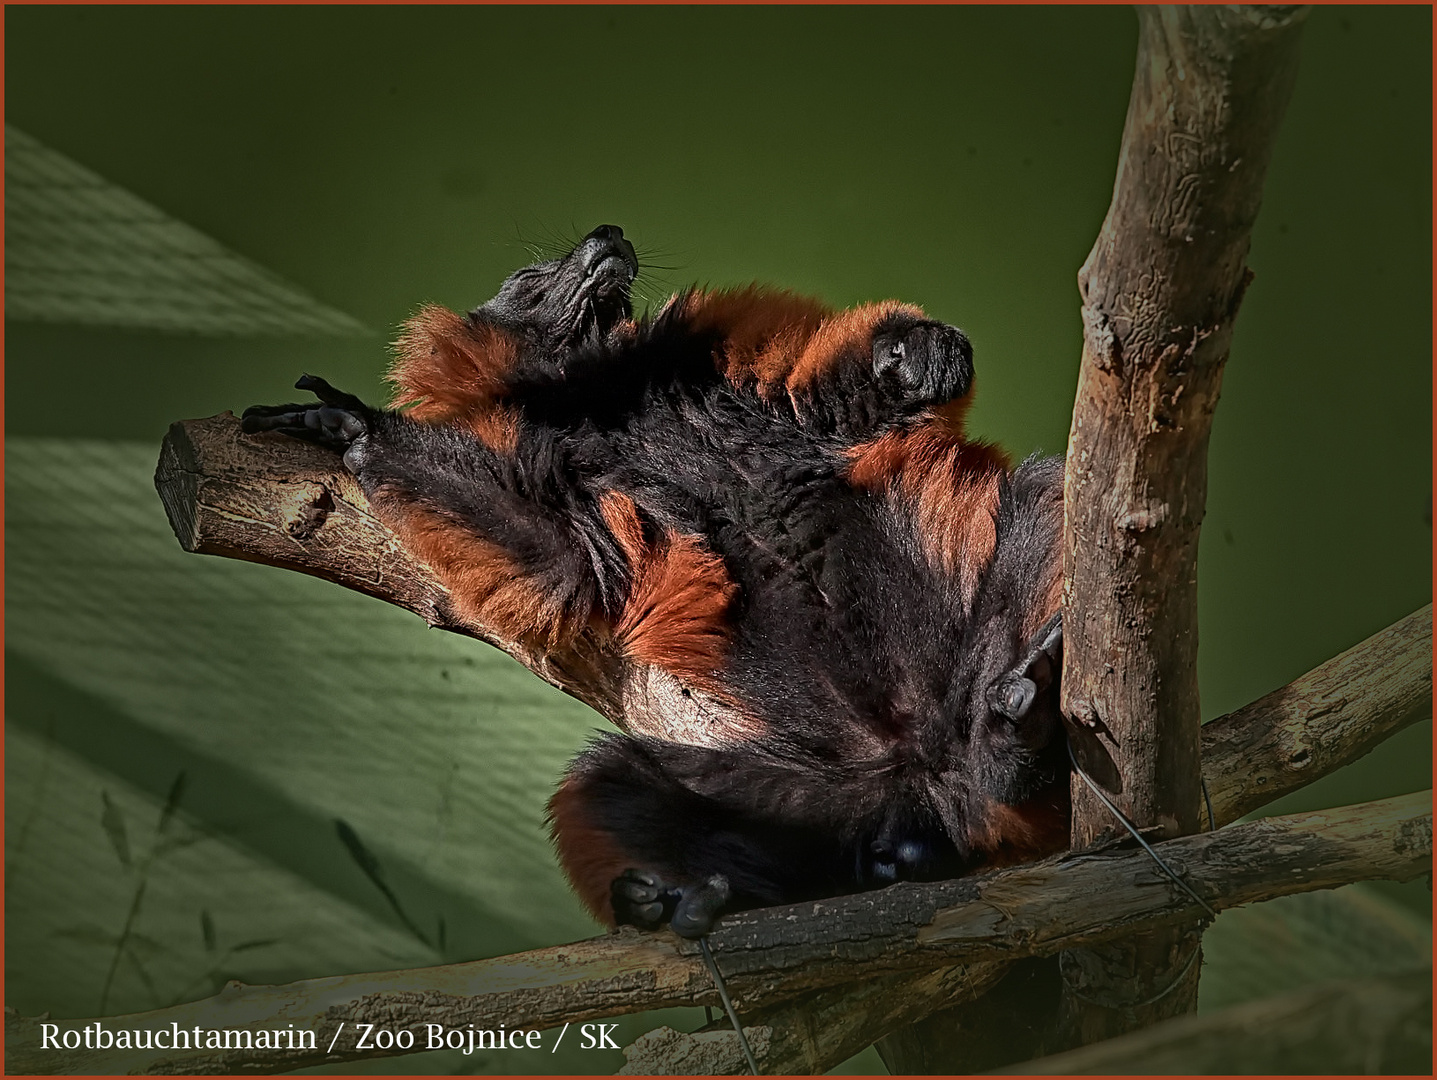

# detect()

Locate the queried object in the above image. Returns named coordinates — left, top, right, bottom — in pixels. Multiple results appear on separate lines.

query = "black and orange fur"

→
left=243, top=225, right=1069, bottom=937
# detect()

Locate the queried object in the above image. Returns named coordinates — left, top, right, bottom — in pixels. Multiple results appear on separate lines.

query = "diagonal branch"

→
left=1202, top=604, right=1432, bottom=826
left=8, top=791, right=1428, bottom=1075
left=623, top=598, right=1433, bottom=1076
left=997, top=966, right=1433, bottom=1075
left=155, top=414, right=628, bottom=719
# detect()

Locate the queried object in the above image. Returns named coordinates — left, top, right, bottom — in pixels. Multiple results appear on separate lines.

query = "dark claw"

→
left=631, top=901, right=665, bottom=924
left=611, top=869, right=733, bottom=937
left=613, top=872, right=662, bottom=906
left=611, top=868, right=677, bottom=931
left=992, top=674, right=1038, bottom=721
left=296, top=374, right=369, bottom=412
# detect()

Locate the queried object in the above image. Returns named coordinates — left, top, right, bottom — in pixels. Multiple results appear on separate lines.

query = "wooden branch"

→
left=157, top=414, right=1431, bottom=825
left=872, top=605, right=1430, bottom=1074
left=14, top=792, right=1423, bottom=1074
left=156, top=414, right=754, bottom=741
left=996, top=966, right=1433, bottom=1075
left=155, top=413, right=627, bottom=719
left=619, top=962, right=1010, bottom=1076
left=626, top=789, right=1432, bottom=1077
left=1202, top=604, right=1433, bottom=827
left=1058, top=3, right=1310, bottom=1047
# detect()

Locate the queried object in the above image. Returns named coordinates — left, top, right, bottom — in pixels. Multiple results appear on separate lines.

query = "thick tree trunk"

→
left=1057, top=3, right=1309, bottom=1049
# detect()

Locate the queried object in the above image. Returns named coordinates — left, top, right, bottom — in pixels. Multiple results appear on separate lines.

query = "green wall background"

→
left=6, top=6, right=1431, bottom=1074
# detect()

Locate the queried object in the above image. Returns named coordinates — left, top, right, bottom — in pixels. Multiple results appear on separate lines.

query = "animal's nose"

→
left=579, top=224, right=638, bottom=280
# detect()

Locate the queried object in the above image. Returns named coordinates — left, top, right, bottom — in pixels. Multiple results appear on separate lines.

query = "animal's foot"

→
left=611, top=869, right=731, bottom=939
left=241, top=375, right=374, bottom=466
left=866, top=836, right=934, bottom=885
left=988, top=612, right=1063, bottom=726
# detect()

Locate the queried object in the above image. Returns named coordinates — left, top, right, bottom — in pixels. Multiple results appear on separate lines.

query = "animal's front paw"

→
left=611, top=869, right=731, bottom=939
left=241, top=375, right=374, bottom=467
left=871, top=318, right=973, bottom=407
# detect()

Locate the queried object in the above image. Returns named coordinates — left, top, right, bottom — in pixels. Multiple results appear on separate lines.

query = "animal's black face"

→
left=474, top=224, right=639, bottom=351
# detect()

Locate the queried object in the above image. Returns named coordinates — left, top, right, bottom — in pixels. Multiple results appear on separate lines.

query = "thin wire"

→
left=1067, top=739, right=1218, bottom=919
left=1201, top=775, right=1216, bottom=833
left=698, top=936, right=759, bottom=1075
left=1062, top=934, right=1203, bottom=1008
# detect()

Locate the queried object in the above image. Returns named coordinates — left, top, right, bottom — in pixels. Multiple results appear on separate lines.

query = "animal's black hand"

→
left=611, top=869, right=673, bottom=931
left=241, top=375, right=374, bottom=462
left=611, top=869, right=731, bottom=939
left=988, top=611, right=1063, bottom=728
left=872, top=319, right=973, bottom=406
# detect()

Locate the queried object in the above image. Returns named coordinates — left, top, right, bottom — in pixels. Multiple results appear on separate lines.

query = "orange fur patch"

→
left=679, top=290, right=937, bottom=414
left=785, top=301, right=927, bottom=398
left=389, top=303, right=521, bottom=451
left=375, top=487, right=584, bottom=647
left=547, top=777, right=632, bottom=926
left=968, top=790, right=1070, bottom=867
left=600, top=492, right=737, bottom=692
left=679, top=287, right=830, bottom=399
left=847, top=424, right=1012, bottom=608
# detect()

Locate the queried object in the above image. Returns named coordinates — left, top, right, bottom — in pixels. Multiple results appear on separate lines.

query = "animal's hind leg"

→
left=548, top=734, right=860, bottom=937
left=243, top=376, right=626, bottom=645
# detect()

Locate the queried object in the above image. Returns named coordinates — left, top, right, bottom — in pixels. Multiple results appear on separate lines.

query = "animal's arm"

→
left=391, top=282, right=981, bottom=453
left=676, top=288, right=978, bottom=439
left=241, top=377, right=628, bottom=647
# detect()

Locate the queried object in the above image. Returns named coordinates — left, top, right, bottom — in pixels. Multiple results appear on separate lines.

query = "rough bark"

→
left=1202, top=604, right=1433, bottom=827
left=1065, top=0, right=1309, bottom=854
left=13, top=792, right=1424, bottom=1075
left=996, top=966, right=1433, bottom=1075
left=881, top=595, right=1432, bottom=1076
left=619, top=962, right=1010, bottom=1076
left=1059, top=3, right=1310, bottom=1048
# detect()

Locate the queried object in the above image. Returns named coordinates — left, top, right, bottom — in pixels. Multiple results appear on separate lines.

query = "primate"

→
left=243, top=225, right=1068, bottom=938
